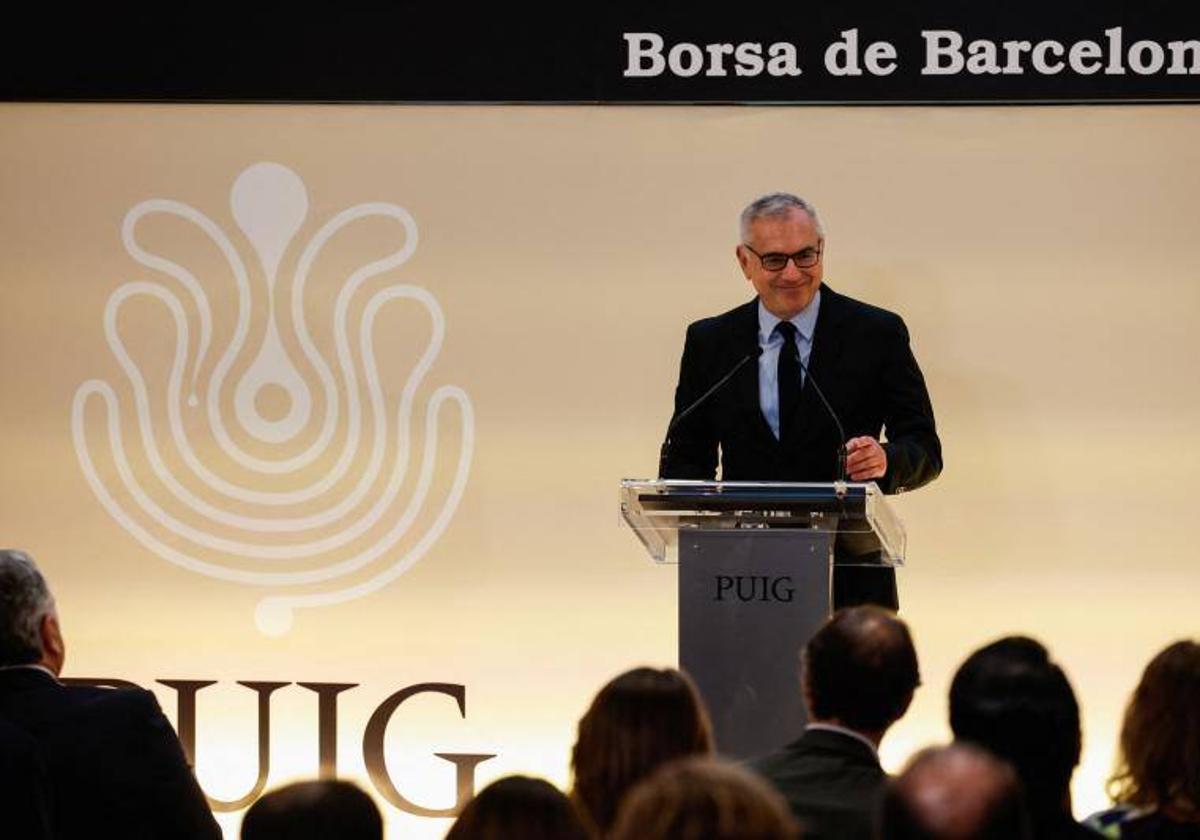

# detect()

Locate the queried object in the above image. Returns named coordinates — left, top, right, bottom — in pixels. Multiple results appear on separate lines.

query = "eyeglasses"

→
left=742, top=243, right=823, bottom=271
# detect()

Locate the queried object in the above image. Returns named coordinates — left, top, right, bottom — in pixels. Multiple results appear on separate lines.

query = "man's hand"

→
left=845, top=436, right=887, bottom=481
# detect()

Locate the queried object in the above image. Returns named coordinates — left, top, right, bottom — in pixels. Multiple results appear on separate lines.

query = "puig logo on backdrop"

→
left=71, top=163, right=474, bottom=635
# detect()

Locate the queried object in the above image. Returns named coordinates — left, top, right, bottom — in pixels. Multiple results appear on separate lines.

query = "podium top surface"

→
left=619, top=479, right=906, bottom=566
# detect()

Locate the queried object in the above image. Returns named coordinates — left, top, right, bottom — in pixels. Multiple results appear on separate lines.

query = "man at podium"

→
left=659, top=192, right=941, bottom=609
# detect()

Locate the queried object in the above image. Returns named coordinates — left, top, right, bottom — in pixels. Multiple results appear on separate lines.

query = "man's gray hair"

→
left=0, top=549, right=55, bottom=666
left=739, top=192, right=824, bottom=243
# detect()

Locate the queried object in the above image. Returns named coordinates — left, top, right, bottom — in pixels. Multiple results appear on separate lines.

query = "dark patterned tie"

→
left=775, top=321, right=802, bottom=441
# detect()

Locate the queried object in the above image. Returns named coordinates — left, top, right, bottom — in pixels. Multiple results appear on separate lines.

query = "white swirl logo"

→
left=71, top=163, right=474, bottom=636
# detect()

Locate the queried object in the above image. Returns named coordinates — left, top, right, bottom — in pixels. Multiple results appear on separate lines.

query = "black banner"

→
left=4, top=3, right=1199, bottom=104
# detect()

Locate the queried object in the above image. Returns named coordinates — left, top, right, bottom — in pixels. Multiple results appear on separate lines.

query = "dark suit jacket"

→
left=0, top=667, right=221, bottom=840
left=748, top=727, right=886, bottom=840
left=0, top=715, right=53, bottom=839
left=660, top=288, right=942, bottom=607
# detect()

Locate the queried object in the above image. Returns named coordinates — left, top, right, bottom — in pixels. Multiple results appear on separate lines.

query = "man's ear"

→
left=800, top=670, right=814, bottom=718
left=735, top=244, right=752, bottom=279
left=39, top=613, right=65, bottom=676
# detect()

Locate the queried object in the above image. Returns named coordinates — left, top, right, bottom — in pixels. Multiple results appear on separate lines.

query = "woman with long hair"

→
left=570, top=667, right=715, bottom=835
left=1089, top=640, right=1200, bottom=838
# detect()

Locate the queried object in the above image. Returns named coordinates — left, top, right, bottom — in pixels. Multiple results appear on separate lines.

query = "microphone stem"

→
left=797, top=357, right=848, bottom=483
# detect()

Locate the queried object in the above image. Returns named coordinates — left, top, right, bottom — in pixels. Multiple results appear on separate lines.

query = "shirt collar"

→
left=805, top=722, right=879, bottom=758
left=757, top=289, right=822, bottom=344
left=0, top=663, right=59, bottom=681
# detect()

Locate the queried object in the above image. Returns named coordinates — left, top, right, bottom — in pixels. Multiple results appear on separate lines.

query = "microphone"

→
left=794, top=355, right=848, bottom=483
left=659, top=347, right=763, bottom=476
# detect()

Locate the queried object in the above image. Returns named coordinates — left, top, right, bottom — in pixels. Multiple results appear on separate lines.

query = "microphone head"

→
left=751, top=345, right=764, bottom=358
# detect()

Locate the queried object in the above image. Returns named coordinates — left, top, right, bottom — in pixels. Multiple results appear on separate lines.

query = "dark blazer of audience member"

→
left=881, top=744, right=1033, bottom=840
left=749, top=606, right=920, bottom=840
left=0, top=715, right=53, bottom=839
left=445, top=775, right=588, bottom=840
left=241, top=780, right=382, bottom=840
left=1087, top=639, right=1200, bottom=838
left=0, top=549, right=221, bottom=840
left=570, top=667, right=714, bottom=835
left=611, top=757, right=800, bottom=840
left=949, top=636, right=1100, bottom=839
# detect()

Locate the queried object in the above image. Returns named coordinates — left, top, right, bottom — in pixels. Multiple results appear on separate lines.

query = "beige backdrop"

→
left=2, top=103, right=1198, bottom=838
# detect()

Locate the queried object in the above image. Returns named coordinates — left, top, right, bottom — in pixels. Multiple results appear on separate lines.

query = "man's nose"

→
left=780, top=259, right=803, bottom=279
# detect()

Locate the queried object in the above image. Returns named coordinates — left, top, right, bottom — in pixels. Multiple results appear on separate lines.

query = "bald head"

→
left=882, top=744, right=1030, bottom=840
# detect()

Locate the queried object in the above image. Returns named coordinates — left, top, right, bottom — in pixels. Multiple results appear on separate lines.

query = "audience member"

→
left=444, top=774, right=588, bottom=840
left=0, top=715, right=53, bottom=839
left=0, top=548, right=220, bottom=839
left=7, top=543, right=1192, bottom=840
left=949, top=635, right=1099, bottom=838
left=610, top=756, right=801, bottom=840
left=749, top=605, right=920, bottom=840
left=881, top=743, right=1033, bottom=840
left=241, top=779, right=382, bottom=840
left=570, top=666, right=714, bottom=835
left=1087, top=639, right=1200, bottom=838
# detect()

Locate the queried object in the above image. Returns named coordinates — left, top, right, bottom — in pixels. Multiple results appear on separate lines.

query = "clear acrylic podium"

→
left=620, top=480, right=906, bottom=759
